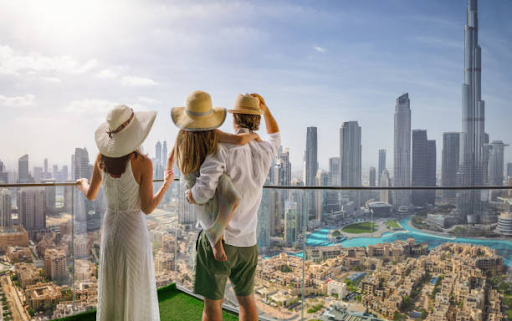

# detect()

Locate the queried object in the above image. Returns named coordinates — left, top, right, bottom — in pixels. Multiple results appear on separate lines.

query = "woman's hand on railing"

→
left=76, top=178, right=89, bottom=192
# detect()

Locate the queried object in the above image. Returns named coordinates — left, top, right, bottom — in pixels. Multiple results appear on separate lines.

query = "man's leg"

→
left=203, top=298, right=224, bottom=321
left=236, top=294, right=258, bottom=321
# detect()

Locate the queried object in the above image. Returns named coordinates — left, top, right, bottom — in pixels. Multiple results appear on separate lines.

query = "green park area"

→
left=385, top=220, right=401, bottom=229
left=342, top=222, right=377, bottom=234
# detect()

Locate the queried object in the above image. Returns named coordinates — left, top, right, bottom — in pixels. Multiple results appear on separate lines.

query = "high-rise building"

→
left=0, top=189, right=12, bottom=227
left=74, top=148, right=91, bottom=223
left=379, top=169, right=391, bottom=203
left=487, top=141, right=508, bottom=187
left=18, top=188, right=46, bottom=237
left=305, top=127, right=318, bottom=185
left=33, top=167, right=43, bottom=183
left=41, top=179, right=56, bottom=216
left=507, top=163, right=512, bottom=179
left=394, top=93, right=411, bottom=208
left=369, top=167, right=376, bottom=187
left=53, top=165, right=58, bottom=180
left=329, top=157, right=341, bottom=186
left=18, top=154, right=30, bottom=183
left=44, top=249, right=67, bottom=281
left=43, top=158, right=49, bottom=178
left=155, top=141, right=162, bottom=165
left=284, top=201, right=298, bottom=245
left=340, top=121, right=362, bottom=205
left=162, top=141, right=168, bottom=166
left=327, top=157, right=342, bottom=213
left=412, top=130, right=436, bottom=206
left=442, top=133, right=460, bottom=201
left=315, top=170, right=329, bottom=221
left=378, top=149, right=386, bottom=186
left=0, top=160, right=7, bottom=183
left=305, top=127, right=318, bottom=220
left=458, top=0, right=486, bottom=224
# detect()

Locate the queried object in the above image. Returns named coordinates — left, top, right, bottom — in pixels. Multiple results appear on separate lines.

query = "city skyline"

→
left=1, top=1, right=512, bottom=172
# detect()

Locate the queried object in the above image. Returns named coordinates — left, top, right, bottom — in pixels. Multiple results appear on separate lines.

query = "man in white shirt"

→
left=188, top=93, right=280, bottom=321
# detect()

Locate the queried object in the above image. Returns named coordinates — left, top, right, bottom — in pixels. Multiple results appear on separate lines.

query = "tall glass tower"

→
left=458, top=0, right=486, bottom=223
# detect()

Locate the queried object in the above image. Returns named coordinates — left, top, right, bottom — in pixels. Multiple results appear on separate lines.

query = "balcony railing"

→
left=0, top=181, right=511, bottom=320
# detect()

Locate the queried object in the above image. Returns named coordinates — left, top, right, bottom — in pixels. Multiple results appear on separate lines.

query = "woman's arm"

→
left=140, top=155, right=174, bottom=215
left=215, top=129, right=261, bottom=145
left=76, top=154, right=102, bottom=201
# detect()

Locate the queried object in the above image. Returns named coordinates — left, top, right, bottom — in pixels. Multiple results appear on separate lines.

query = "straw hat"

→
left=228, top=94, right=263, bottom=115
left=171, top=90, right=226, bottom=131
left=95, top=105, right=157, bottom=158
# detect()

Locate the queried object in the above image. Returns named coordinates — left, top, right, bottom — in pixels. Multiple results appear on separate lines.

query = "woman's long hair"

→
left=98, top=149, right=141, bottom=176
left=175, top=129, right=218, bottom=175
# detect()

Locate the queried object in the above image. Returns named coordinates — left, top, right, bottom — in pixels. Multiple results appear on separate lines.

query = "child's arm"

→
left=215, top=129, right=261, bottom=145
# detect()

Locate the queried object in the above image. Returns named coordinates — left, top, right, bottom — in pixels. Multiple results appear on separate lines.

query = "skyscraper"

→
left=369, top=167, right=376, bottom=187
left=74, top=148, right=91, bottom=223
left=18, top=188, right=47, bottom=237
left=315, top=170, right=329, bottom=221
left=328, top=157, right=341, bottom=186
left=44, top=158, right=49, bottom=178
left=394, top=94, right=411, bottom=208
left=487, top=141, right=508, bottom=187
left=0, top=189, right=12, bottom=227
left=155, top=141, right=162, bottom=165
left=340, top=121, right=362, bottom=205
left=442, top=133, right=460, bottom=201
left=162, top=141, right=168, bottom=166
left=379, top=169, right=391, bottom=203
left=305, top=127, right=318, bottom=220
left=284, top=201, right=298, bottom=245
left=305, top=127, right=318, bottom=186
left=458, top=0, right=486, bottom=223
left=507, top=163, right=512, bottom=179
left=412, top=130, right=436, bottom=206
left=378, top=149, right=386, bottom=186
left=18, top=154, right=30, bottom=183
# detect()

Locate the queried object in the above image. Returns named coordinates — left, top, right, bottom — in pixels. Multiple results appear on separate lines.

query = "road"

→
left=1, top=275, right=30, bottom=321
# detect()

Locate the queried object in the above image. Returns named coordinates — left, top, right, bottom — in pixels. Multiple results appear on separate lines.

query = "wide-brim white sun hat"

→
left=95, top=105, right=157, bottom=158
left=171, top=90, right=226, bottom=131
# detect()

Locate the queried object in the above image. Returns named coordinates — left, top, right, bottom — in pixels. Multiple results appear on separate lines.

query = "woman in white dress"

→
left=76, top=105, right=174, bottom=321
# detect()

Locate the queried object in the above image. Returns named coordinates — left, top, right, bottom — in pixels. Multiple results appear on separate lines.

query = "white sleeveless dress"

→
left=97, top=161, right=160, bottom=321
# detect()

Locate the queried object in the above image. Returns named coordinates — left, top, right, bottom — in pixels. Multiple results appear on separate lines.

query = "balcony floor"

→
left=55, top=284, right=238, bottom=321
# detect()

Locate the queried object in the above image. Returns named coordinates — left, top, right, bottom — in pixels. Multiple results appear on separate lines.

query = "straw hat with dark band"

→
left=171, top=90, right=226, bottom=131
left=228, top=94, right=263, bottom=115
left=95, top=105, right=157, bottom=158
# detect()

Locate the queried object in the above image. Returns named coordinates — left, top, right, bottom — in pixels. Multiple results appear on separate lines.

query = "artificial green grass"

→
left=342, top=222, right=377, bottom=234
left=55, top=283, right=238, bottom=321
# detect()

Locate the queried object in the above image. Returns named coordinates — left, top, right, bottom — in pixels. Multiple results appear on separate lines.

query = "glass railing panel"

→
left=0, top=185, right=76, bottom=320
left=2, top=183, right=512, bottom=321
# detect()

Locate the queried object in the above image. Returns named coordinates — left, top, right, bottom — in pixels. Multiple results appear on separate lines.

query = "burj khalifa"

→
left=458, top=0, right=486, bottom=223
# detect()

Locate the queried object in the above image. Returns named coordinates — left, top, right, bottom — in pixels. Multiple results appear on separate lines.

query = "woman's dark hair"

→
left=98, top=150, right=141, bottom=176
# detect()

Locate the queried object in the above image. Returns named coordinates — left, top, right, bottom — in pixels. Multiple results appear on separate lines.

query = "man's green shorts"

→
left=194, top=231, right=258, bottom=300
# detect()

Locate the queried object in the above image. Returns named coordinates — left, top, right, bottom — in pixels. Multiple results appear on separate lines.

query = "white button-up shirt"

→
left=191, top=129, right=281, bottom=247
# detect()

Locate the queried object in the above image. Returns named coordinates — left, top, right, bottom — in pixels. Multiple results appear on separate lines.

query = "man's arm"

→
left=252, top=93, right=279, bottom=134
left=188, top=148, right=226, bottom=204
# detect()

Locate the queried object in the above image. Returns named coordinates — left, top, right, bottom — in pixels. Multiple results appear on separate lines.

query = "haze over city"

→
left=1, top=0, right=512, bottom=172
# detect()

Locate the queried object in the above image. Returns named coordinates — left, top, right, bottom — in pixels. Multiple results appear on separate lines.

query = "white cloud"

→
left=96, top=69, right=118, bottom=79
left=137, top=96, right=160, bottom=104
left=0, top=45, right=97, bottom=76
left=313, top=46, right=326, bottom=53
left=64, top=99, right=117, bottom=114
left=122, top=76, right=158, bottom=86
left=40, top=76, right=62, bottom=83
left=0, top=94, right=36, bottom=108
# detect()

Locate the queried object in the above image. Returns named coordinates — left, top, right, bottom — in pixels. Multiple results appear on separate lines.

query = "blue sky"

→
left=0, top=0, right=511, bottom=175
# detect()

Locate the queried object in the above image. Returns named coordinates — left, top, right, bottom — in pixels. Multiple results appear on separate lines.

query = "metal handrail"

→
left=1, top=180, right=512, bottom=190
